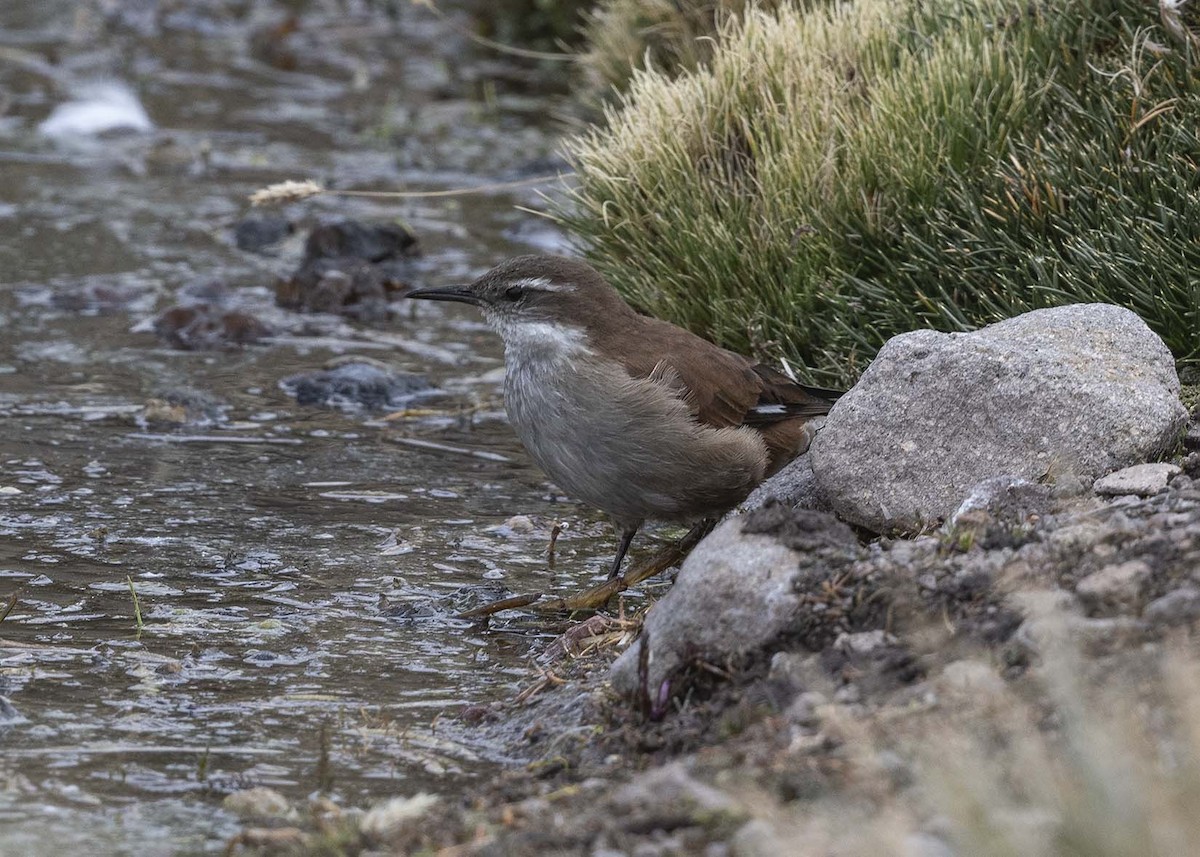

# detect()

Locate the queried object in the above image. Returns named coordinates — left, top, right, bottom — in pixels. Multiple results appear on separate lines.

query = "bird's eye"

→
left=504, top=285, right=525, bottom=302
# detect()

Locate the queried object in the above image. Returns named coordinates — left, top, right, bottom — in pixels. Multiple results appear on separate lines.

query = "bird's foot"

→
left=455, top=520, right=714, bottom=618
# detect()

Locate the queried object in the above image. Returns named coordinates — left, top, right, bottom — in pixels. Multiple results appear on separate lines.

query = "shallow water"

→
left=0, top=2, right=637, bottom=852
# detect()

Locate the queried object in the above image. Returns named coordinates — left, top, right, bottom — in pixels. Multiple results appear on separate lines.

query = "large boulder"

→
left=610, top=506, right=860, bottom=695
left=811, top=304, right=1186, bottom=532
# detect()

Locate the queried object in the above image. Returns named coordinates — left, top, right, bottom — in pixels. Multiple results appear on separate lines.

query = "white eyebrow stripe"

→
left=514, top=276, right=573, bottom=292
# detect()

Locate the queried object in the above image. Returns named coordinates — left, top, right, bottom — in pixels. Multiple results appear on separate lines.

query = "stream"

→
left=0, top=2, right=637, bottom=852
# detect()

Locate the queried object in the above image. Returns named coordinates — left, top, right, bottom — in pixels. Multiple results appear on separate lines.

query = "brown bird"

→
left=408, top=255, right=839, bottom=578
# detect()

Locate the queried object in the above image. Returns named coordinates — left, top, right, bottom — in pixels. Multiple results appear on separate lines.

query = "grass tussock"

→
left=557, top=0, right=1200, bottom=387
left=578, top=0, right=790, bottom=101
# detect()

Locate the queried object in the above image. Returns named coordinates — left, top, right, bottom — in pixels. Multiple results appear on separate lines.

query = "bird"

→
left=407, top=254, right=840, bottom=579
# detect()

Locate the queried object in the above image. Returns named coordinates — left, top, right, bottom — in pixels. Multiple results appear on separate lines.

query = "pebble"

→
left=1143, top=586, right=1200, bottom=626
left=1075, top=560, right=1152, bottom=612
left=1093, top=462, right=1181, bottom=497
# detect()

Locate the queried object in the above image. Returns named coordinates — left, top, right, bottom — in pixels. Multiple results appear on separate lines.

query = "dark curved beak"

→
left=406, top=286, right=481, bottom=306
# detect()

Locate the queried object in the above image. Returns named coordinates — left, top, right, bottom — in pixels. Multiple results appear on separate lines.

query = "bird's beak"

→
left=405, top=285, right=481, bottom=306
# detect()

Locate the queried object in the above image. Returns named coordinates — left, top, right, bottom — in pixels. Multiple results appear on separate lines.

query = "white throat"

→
left=495, top=317, right=590, bottom=363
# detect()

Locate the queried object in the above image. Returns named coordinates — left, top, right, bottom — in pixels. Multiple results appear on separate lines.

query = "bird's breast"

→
left=502, top=353, right=768, bottom=524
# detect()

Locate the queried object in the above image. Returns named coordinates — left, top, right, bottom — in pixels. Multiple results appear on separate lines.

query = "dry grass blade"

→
left=249, top=174, right=569, bottom=207
left=126, top=575, right=144, bottom=636
left=248, top=179, right=324, bottom=206
left=0, top=590, right=19, bottom=624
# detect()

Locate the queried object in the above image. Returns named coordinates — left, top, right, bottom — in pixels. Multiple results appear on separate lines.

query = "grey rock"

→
left=1093, top=462, right=1181, bottom=497
left=811, top=304, right=1186, bottom=532
left=767, top=651, right=831, bottom=696
left=783, top=691, right=828, bottom=727
left=731, top=819, right=785, bottom=857
left=611, top=762, right=741, bottom=820
left=233, top=215, right=293, bottom=254
left=834, top=630, right=895, bottom=655
left=1143, top=586, right=1200, bottom=626
left=739, top=424, right=827, bottom=512
left=610, top=509, right=858, bottom=694
left=280, top=360, right=432, bottom=411
left=950, top=476, right=1052, bottom=528
left=937, top=659, right=1007, bottom=702
left=222, top=787, right=295, bottom=821
left=1075, top=560, right=1153, bottom=613
left=360, top=794, right=439, bottom=841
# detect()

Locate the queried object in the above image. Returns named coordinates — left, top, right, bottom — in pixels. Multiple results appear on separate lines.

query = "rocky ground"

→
left=220, top=306, right=1200, bottom=856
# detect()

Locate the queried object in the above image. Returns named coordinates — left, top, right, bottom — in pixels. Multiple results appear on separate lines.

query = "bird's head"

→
left=407, top=255, right=634, bottom=353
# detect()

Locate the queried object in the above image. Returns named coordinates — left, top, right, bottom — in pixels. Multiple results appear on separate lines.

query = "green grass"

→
left=555, top=0, right=1200, bottom=387
left=577, top=0, right=790, bottom=103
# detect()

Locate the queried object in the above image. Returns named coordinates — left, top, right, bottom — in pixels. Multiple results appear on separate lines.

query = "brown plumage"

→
left=407, top=254, right=840, bottom=578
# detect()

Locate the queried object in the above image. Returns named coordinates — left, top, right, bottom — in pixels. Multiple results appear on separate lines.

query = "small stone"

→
left=767, top=652, right=830, bottom=696
left=937, top=659, right=1006, bottom=702
left=731, top=819, right=785, bottom=857
left=950, top=476, right=1051, bottom=528
left=1143, top=586, right=1200, bottom=626
left=1093, top=462, right=1181, bottom=497
left=611, top=762, right=742, bottom=822
left=276, top=219, right=418, bottom=321
left=1075, top=560, right=1153, bottom=613
left=499, top=515, right=535, bottom=534
left=233, top=215, right=293, bottom=253
left=783, top=691, right=827, bottom=727
left=833, top=630, right=894, bottom=655
left=280, top=361, right=432, bottom=411
left=359, top=793, right=439, bottom=841
left=304, top=220, right=417, bottom=262
left=152, top=304, right=272, bottom=350
left=832, top=683, right=861, bottom=704
left=0, top=486, right=22, bottom=495
left=223, top=787, right=294, bottom=821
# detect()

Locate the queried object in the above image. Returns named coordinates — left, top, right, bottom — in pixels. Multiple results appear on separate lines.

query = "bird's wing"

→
left=614, top=319, right=838, bottom=431
left=740, top=364, right=842, bottom=426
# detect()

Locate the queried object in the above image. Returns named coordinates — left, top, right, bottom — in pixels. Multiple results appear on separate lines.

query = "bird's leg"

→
left=609, top=525, right=640, bottom=580
left=621, top=518, right=714, bottom=588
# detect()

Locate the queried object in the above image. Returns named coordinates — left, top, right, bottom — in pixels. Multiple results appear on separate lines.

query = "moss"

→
left=556, top=0, right=1200, bottom=387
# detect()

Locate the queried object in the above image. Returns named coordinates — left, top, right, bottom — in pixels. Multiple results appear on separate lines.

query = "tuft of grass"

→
left=577, top=0, right=791, bottom=103
left=126, top=575, right=144, bottom=636
left=555, top=0, right=1200, bottom=387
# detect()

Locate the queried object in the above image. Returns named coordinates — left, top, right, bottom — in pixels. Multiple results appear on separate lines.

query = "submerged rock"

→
left=151, top=304, right=272, bottom=349
left=49, top=277, right=157, bottom=313
left=276, top=220, right=418, bottom=320
left=223, top=787, right=295, bottom=822
left=812, top=304, right=1186, bottom=532
left=280, top=359, right=432, bottom=411
left=138, top=388, right=227, bottom=428
left=304, top=220, right=416, bottom=262
left=233, top=215, right=293, bottom=254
